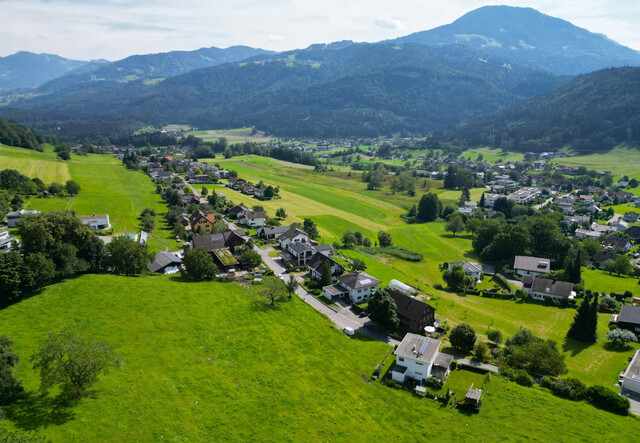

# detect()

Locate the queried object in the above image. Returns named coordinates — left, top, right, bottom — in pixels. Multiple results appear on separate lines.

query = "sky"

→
left=0, top=0, right=638, bottom=61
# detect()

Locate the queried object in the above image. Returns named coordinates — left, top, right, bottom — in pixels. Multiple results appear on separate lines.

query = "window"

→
left=416, top=362, right=423, bottom=366
left=399, top=357, right=404, bottom=362
left=415, top=371, right=422, bottom=376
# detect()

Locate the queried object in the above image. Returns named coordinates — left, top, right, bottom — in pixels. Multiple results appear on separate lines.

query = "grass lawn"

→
left=1, top=145, right=173, bottom=251
left=0, top=144, right=70, bottom=183
left=459, top=147, right=525, bottom=163
left=0, top=274, right=638, bottom=440
left=553, top=145, right=640, bottom=181
left=583, top=268, right=639, bottom=295
left=185, top=127, right=272, bottom=144
left=427, top=368, right=487, bottom=398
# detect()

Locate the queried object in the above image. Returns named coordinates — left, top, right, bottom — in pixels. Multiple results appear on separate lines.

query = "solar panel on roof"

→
left=419, top=341, right=428, bottom=355
left=359, top=278, right=372, bottom=285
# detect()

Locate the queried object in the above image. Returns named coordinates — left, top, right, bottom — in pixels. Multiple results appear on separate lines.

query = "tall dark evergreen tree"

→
left=479, top=192, right=486, bottom=208
left=417, top=192, right=441, bottom=222
left=319, top=260, right=332, bottom=287
left=567, top=294, right=591, bottom=342
left=588, top=293, right=599, bottom=343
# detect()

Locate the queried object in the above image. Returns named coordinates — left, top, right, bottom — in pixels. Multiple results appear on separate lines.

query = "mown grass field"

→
left=460, top=147, right=525, bottom=163
left=554, top=145, right=640, bottom=180
left=186, top=127, right=273, bottom=143
left=583, top=268, right=639, bottom=295
left=209, top=155, right=640, bottom=387
left=0, top=145, right=173, bottom=251
left=0, top=144, right=70, bottom=183
left=0, top=274, right=638, bottom=441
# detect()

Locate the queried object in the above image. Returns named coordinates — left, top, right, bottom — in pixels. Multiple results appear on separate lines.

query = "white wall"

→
left=395, top=355, right=434, bottom=382
left=622, top=376, right=640, bottom=395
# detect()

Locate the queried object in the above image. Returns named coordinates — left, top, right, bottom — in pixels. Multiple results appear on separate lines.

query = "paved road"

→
left=456, top=358, right=499, bottom=373
left=180, top=176, right=201, bottom=198
left=254, top=244, right=400, bottom=346
left=533, top=197, right=553, bottom=210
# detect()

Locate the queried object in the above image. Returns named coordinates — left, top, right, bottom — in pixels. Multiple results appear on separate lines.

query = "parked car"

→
left=358, top=311, right=368, bottom=318
left=342, top=327, right=355, bottom=336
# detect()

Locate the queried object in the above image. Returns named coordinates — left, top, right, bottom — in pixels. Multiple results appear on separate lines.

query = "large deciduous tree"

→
left=417, top=193, right=441, bottom=222
left=449, top=323, right=477, bottom=354
left=367, top=289, right=399, bottom=332
left=106, top=236, right=150, bottom=276
left=181, top=247, right=218, bottom=280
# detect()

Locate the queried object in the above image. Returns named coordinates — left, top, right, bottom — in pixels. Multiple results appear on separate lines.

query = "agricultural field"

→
left=554, top=145, right=640, bottom=180
left=0, top=274, right=638, bottom=441
left=185, top=127, right=273, bottom=144
left=0, top=145, right=173, bottom=251
left=460, top=147, right=525, bottom=163
left=0, top=144, right=70, bottom=183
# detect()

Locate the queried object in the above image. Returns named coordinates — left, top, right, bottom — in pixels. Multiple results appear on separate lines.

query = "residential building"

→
left=626, top=226, right=640, bottom=241
left=257, top=226, right=290, bottom=240
left=285, top=242, right=316, bottom=266
left=621, top=350, right=640, bottom=396
left=192, top=229, right=247, bottom=253
left=575, top=229, right=604, bottom=240
left=78, top=214, right=111, bottom=231
left=522, top=276, right=575, bottom=304
left=190, top=210, right=216, bottom=234
left=391, top=333, right=452, bottom=384
left=609, top=219, right=629, bottom=232
left=278, top=228, right=309, bottom=250
left=587, top=204, right=602, bottom=214
left=322, top=272, right=381, bottom=303
left=483, top=193, right=503, bottom=208
left=6, top=209, right=40, bottom=228
left=591, top=251, right=619, bottom=268
left=602, top=236, right=632, bottom=252
left=445, top=261, right=483, bottom=281
left=238, top=211, right=266, bottom=228
left=227, top=205, right=250, bottom=219
left=387, top=289, right=436, bottom=334
left=618, top=305, right=640, bottom=336
left=307, top=252, right=344, bottom=281
left=513, top=255, right=550, bottom=277
left=624, top=211, right=640, bottom=223
left=507, top=187, right=541, bottom=204
left=147, top=252, right=182, bottom=274
left=0, top=230, right=18, bottom=252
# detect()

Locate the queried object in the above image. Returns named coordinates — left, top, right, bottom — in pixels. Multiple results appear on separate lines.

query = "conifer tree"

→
left=319, top=260, right=332, bottom=287
left=587, top=293, right=599, bottom=343
left=567, top=294, right=591, bottom=341
left=479, top=192, right=485, bottom=208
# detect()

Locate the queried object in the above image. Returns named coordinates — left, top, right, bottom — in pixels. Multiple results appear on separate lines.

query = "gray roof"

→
left=529, top=277, right=574, bottom=297
left=289, top=242, right=314, bottom=254
left=314, top=244, right=334, bottom=253
left=394, top=333, right=441, bottom=364
left=619, top=305, right=640, bottom=326
left=242, top=211, right=266, bottom=220
left=147, top=252, right=182, bottom=273
left=338, top=272, right=381, bottom=290
left=278, top=227, right=308, bottom=241
left=324, top=284, right=347, bottom=296
left=514, top=255, right=550, bottom=273
left=259, top=226, right=290, bottom=236
left=449, top=261, right=482, bottom=275
left=192, top=229, right=246, bottom=252
left=623, top=350, right=640, bottom=382
left=466, top=387, right=482, bottom=401
left=307, top=252, right=342, bottom=274
left=433, top=352, right=453, bottom=368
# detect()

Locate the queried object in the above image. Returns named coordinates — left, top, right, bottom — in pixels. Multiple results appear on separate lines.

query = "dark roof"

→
left=529, top=277, right=574, bottom=297
left=258, top=226, right=290, bottom=237
left=592, top=251, right=618, bottom=264
left=602, top=236, right=630, bottom=250
left=514, top=256, right=550, bottom=273
left=307, top=252, right=341, bottom=273
left=147, top=252, right=182, bottom=273
left=521, top=275, right=533, bottom=288
left=387, top=289, right=434, bottom=322
left=314, top=244, right=334, bottom=253
left=243, top=211, right=266, bottom=220
left=619, top=305, right=640, bottom=325
left=338, top=272, right=381, bottom=290
left=289, top=242, right=314, bottom=254
left=626, top=226, right=640, bottom=239
left=228, top=205, right=248, bottom=216
left=278, top=227, right=308, bottom=241
left=433, top=352, right=453, bottom=368
left=192, top=229, right=246, bottom=252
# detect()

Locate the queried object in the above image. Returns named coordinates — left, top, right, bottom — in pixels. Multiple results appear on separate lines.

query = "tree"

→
left=201, top=186, right=208, bottom=196
left=106, top=236, right=149, bottom=276
left=567, top=294, right=598, bottom=343
left=506, top=338, right=567, bottom=377
left=603, top=259, right=616, bottom=274
left=367, top=289, right=399, bottom=331
left=615, top=255, right=633, bottom=276
left=458, top=188, right=471, bottom=206
left=442, top=265, right=474, bottom=292
left=378, top=231, right=392, bottom=247
left=445, top=214, right=465, bottom=236
left=181, top=247, right=218, bottom=280
left=255, top=277, right=288, bottom=306
left=350, top=258, right=367, bottom=272
left=417, top=193, right=441, bottom=222
left=240, top=249, right=262, bottom=268
left=449, top=323, right=476, bottom=354
left=390, top=177, right=400, bottom=194
left=0, top=335, right=23, bottom=405
left=303, top=218, right=319, bottom=239
left=566, top=249, right=582, bottom=284
left=275, top=208, right=287, bottom=219
left=141, top=214, right=155, bottom=232
left=487, top=328, right=503, bottom=346
left=342, top=231, right=357, bottom=248
left=319, top=260, right=333, bottom=287
left=479, top=192, right=486, bottom=208
left=474, top=342, right=489, bottom=362
left=362, top=237, right=372, bottom=248
left=606, top=328, right=638, bottom=346
left=65, top=180, right=81, bottom=196
left=31, top=329, right=119, bottom=399
left=285, top=275, right=299, bottom=299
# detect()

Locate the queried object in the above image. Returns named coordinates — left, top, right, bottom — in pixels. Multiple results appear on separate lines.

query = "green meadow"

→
left=186, top=127, right=273, bottom=143
left=554, top=145, right=640, bottom=180
left=0, top=145, right=173, bottom=251
left=0, top=274, right=638, bottom=441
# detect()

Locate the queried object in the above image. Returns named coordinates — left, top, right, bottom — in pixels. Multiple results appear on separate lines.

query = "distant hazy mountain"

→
left=446, top=67, right=640, bottom=152
left=37, top=45, right=275, bottom=94
left=393, top=5, right=640, bottom=75
left=0, top=51, right=88, bottom=92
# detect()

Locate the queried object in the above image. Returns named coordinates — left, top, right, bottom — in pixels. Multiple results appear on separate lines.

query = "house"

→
left=591, top=223, right=614, bottom=236
left=444, top=261, right=483, bottom=281
left=602, top=236, right=632, bottom=253
left=278, top=228, right=309, bottom=250
left=387, top=289, right=436, bottom=334
left=513, top=256, right=550, bottom=277
left=78, top=214, right=111, bottom=231
left=464, top=384, right=483, bottom=410
left=257, top=226, right=290, bottom=240
left=238, top=211, right=266, bottom=228
left=192, top=229, right=247, bottom=253
left=6, top=209, right=40, bottom=228
left=227, top=205, right=250, bottom=219
left=391, top=333, right=452, bottom=384
left=609, top=219, right=629, bottom=232
left=189, top=210, right=216, bottom=234
left=522, top=276, right=575, bottom=304
left=587, top=204, right=602, bottom=214
left=507, top=187, right=541, bottom=204
left=313, top=244, right=334, bottom=257
left=181, top=194, right=201, bottom=205
left=626, top=226, right=640, bottom=241
left=618, top=305, right=640, bottom=336
left=556, top=198, right=575, bottom=214
left=483, top=193, right=503, bottom=208
left=624, top=211, right=640, bottom=223
left=621, top=350, right=640, bottom=396
left=284, top=242, right=316, bottom=266
left=322, top=272, right=381, bottom=303
left=307, top=252, right=344, bottom=281
left=147, top=252, right=182, bottom=274
left=592, top=251, right=619, bottom=268
left=575, top=229, right=604, bottom=240
left=0, top=231, right=18, bottom=252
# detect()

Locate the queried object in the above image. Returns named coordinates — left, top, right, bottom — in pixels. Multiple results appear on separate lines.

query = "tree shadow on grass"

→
left=603, top=342, right=635, bottom=353
left=4, top=392, right=75, bottom=431
left=562, top=337, right=594, bottom=357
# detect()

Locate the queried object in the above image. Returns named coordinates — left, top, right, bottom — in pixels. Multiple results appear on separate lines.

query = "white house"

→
left=391, top=333, right=452, bottom=384
left=6, top=209, right=40, bottom=228
left=513, top=255, right=550, bottom=277
left=575, top=229, right=603, bottom=239
left=238, top=211, right=266, bottom=228
left=621, top=350, right=640, bottom=396
left=484, top=193, right=503, bottom=208
left=278, top=228, right=309, bottom=250
left=0, top=230, right=18, bottom=252
left=522, top=276, right=575, bottom=304
left=445, top=261, right=483, bottom=281
left=507, top=187, right=541, bottom=204
left=322, top=272, right=381, bottom=303
left=78, top=214, right=111, bottom=231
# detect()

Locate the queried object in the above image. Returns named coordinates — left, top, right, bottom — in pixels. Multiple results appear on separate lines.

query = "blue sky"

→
left=1, top=0, right=638, bottom=60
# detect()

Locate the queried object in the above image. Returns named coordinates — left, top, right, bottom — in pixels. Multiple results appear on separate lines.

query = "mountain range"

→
left=1, top=5, right=639, bottom=147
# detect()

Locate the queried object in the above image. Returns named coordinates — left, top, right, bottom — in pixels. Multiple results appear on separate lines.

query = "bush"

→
left=514, top=371, right=534, bottom=387
left=449, top=323, right=477, bottom=354
left=426, top=376, right=444, bottom=389
left=540, top=376, right=554, bottom=390
left=606, top=328, right=638, bottom=345
left=433, top=283, right=443, bottom=290
left=587, top=385, right=630, bottom=415
left=493, top=273, right=511, bottom=291
left=551, top=377, right=587, bottom=401
left=450, top=360, right=458, bottom=370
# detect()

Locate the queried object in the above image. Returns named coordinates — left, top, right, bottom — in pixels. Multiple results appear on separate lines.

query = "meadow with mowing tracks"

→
left=0, top=145, right=173, bottom=251
left=209, top=155, right=640, bottom=387
left=186, top=127, right=272, bottom=143
left=0, top=274, right=638, bottom=441
left=553, top=144, right=640, bottom=180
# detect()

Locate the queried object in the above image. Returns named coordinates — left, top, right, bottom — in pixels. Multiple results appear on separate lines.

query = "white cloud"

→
left=375, top=15, right=405, bottom=30
left=268, top=35, right=285, bottom=42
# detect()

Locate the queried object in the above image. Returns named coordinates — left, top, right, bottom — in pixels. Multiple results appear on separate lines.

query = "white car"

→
left=342, top=327, right=355, bottom=336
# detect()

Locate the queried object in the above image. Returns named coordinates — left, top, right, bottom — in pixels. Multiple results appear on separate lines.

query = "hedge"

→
left=587, top=385, right=630, bottom=415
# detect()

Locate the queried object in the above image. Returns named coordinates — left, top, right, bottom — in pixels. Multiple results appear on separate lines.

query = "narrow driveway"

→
left=254, top=244, right=400, bottom=346
left=533, top=197, right=553, bottom=210
left=456, top=358, right=499, bottom=373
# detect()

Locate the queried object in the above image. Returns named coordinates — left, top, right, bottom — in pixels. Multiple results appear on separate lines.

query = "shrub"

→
left=606, top=328, right=638, bottom=345
left=514, top=371, right=534, bottom=387
left=426, top=376, right=444, bottom=389
left=551, top=377, right=587, bottom=401
left=450, top=360, right=458, bottom=370
left=493, top=273, right=511, bottom=291
left=540, top=376, right=554, bottom=390
left=499, top=366, right=516, bottom=380
left=433, top=283, right=443, bottom=290
left=587, top=385, right=630, bottom=415
left=543, top=296, right=555, bottom=306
